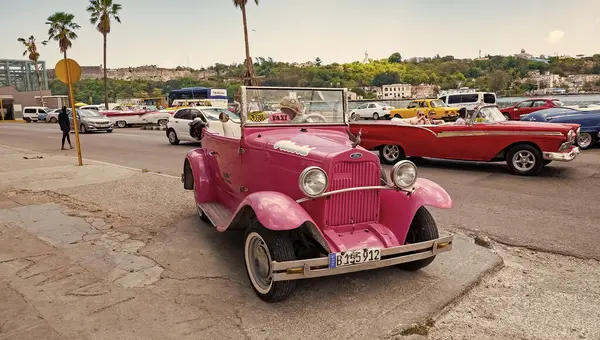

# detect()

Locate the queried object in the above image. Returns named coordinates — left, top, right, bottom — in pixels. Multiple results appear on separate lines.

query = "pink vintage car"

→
left=182, top=86, right=455, bottom=302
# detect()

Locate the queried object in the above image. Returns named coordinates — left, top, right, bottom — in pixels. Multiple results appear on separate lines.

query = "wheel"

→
left=24, top=117, right=31, bottom=123
left=503, top=113, right=510, bottom=121
left=49, top=117, right=57, bottom=123
left=577, top=132, right=594, bottom=150
left=196, top=205, right=211, bottom=224
left=79, top=124, right=86, bottom=134
left=379, top=144, right=405, bottom=165
left=244, top=223, right=296, bottom=302
left=116, top=120, right=127, bottom=128
left=373, top=112, right=379, bottom=120
left=505, top=144, right=543, bottom=176
left=158, top=119, right=168, bottom=127
left=396, top=207, right=439, bottom=271
left=167, top=129, right=180, bottom=145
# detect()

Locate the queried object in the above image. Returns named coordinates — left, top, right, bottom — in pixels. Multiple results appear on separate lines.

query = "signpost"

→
left=0, top=98, right=4, bottom=121
left=55, top=58, right=83, bottom=166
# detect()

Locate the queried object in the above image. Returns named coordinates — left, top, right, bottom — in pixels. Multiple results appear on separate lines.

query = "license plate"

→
left=328, top=248, right=381, bottom=268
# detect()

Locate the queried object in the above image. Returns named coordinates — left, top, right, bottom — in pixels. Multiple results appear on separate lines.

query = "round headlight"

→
left=299, top=166, right=328, bottom=197
left=391, top=160, right=418, bottom=189
left=568, top=129, right=576, bottom=143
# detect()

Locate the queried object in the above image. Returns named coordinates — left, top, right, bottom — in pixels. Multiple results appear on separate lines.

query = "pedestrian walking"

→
left=58, top=106, right=73, bottom=150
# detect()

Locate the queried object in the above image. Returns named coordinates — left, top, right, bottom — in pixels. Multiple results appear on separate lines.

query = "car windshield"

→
left=243, top=87, right=345, bottom=125
left=79, top=110, right=103, bottom=118
left=202, top=108, right=240, bottom=122
left=429, top=99, right=447, bottom=108
left=473, top=107, right=506, bottom=124
left=552, top=100, right=565, bottom=107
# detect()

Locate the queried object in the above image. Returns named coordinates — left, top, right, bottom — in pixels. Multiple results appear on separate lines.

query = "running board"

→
left=197, top=202, right=233, bottom=231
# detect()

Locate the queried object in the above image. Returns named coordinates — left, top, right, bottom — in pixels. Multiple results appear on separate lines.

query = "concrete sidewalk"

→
left=0, top=145, right=503, bottom=340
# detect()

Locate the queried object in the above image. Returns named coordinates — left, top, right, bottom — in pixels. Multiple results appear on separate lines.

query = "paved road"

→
left=1, top=122, right=599, bottom=260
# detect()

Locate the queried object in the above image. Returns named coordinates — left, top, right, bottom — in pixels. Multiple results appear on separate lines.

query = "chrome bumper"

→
left=543, top=146, right=580, bottom=162
left=271, top=235, right=454, bottom=281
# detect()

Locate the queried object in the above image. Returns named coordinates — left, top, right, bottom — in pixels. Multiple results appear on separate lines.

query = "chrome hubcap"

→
left=246, top=233, right=272, bottom=293
left=383, top=145, right=400, bottom=161
left=578, top=133, right=592, bottom=148
left=512, top=150, right=536, bottom=171
left=168, top=132, right=176, bottom=143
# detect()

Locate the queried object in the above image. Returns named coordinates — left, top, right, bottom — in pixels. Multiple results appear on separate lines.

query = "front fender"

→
left=226, top=192, right=332, bottom=252
left=379, top=178, right=452, bottom=244
left=229, top=191, right=317, bottom=232
left=185, top=148, right=216, bottom=202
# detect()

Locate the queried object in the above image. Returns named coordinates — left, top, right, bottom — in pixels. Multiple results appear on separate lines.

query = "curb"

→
left=0, top=120, right=26, bottom=124
left=140, top=125, right=166, bottom=131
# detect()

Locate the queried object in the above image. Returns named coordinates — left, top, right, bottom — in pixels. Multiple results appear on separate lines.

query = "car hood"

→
left=83, top=118, right=111, bottom=123
left=497, top=120, right=578, bottom=131
left=246, top=128, right=372, bottom=161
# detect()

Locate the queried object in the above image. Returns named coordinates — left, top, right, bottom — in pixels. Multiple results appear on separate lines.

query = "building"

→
left=0, top=59, right=55, bottom=120
left=0, top=59, right=49, bottom=92
left=382, top=84, right=412, bottom=99
left=527, top=71, right=561, bottom=88
left=412, top=84, right=438, bottom=98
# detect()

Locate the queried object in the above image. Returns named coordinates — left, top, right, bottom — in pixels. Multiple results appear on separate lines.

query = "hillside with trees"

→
left=49, top=53, right=600, bottom=103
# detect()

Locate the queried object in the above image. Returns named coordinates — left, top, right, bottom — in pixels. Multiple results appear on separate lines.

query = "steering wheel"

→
left=299, top=113, right=327, bottom=123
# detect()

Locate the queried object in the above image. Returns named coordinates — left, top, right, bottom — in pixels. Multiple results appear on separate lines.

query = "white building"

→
left=382, top=84, right=412, bottom=99
left=412, top=84, right=438, bottom=98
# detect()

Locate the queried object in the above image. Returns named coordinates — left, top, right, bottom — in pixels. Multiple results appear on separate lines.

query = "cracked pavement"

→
left=1, top=143, right=598, bottom=339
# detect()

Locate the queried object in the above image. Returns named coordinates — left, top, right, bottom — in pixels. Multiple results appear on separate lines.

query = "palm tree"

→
left=46, top=12, right=81, bottom=61
left=233, top=0, right=258, bottom=86
left=17, top=36, right=48, bottom=105
left=86, top=0, right=122, bottom=109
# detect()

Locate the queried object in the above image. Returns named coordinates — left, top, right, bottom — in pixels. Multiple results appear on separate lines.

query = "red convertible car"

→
left=350, top=105, right=581, bottom=176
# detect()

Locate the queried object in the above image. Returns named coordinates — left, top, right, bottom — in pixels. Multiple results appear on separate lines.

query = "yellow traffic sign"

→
left=55, top=58, right=82, bottom=84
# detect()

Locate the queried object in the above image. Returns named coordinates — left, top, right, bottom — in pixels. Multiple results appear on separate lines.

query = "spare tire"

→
left=189, top=120, right=207, bottom=141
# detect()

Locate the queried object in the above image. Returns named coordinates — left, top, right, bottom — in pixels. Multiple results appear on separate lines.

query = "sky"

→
left=2, top=0, right=600, bottom=69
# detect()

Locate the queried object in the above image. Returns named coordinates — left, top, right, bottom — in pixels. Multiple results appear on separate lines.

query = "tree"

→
left=17, top=36, right=48, bottom=105
left=87, top=0, right=122, bottom=109
left=488, top=70, right=509, bottom=92
left=315, top=57, right=322, bottom=66
left=388, top=52, right=402, bottom=63
left=47, top=12, right=81, bottom=61
left=233, top=0, right=259, bottom=85
left=372, top=71, right=401, bottom=86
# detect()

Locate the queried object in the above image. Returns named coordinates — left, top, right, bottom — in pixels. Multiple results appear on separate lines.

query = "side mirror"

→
left=219, top=112, right=229, bottom=123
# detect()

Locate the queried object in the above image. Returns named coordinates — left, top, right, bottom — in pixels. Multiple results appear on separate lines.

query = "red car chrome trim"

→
left=436, top=131, right=565, bottom=138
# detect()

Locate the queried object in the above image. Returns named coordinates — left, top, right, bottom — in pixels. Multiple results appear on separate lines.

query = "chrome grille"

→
left=325, top=161, right=380, bottom=227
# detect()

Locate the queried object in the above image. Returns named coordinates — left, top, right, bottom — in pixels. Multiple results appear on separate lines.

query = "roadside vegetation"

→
left=48, top=53, right=600, bottom=103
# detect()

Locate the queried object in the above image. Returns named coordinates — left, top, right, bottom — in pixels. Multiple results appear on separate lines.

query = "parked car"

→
left=167, top=107, right=240, bottom=144
left=22, top=106, right=50, bottom=123
left=181, top=86, right=455, bottom=302
left=101, top=105, right=158, bottom=128
left=68, top=109, right=114, bottom=133
left=500, top=98, right=565, bottom=120
left=438, top=92, right=496, bottom=112
left=350, top=105, right=581, bottom=176
left=521, top=108, right=600, bottom=149
left=45, top=108, right=68, bottom=123
left=79, top=104, right=107, bottom=111
left=389, top=99, right=460, bottom=120
left=348, top=102, right=394, bottom=120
